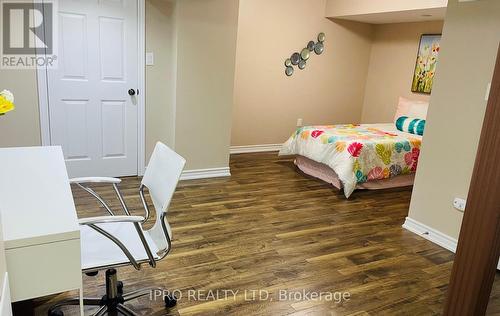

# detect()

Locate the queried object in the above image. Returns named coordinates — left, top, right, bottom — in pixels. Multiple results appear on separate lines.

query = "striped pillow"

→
left=395, top=116, right=426, bottom=136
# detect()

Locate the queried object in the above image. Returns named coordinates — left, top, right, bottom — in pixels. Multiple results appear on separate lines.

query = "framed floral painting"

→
left=411, top=34, right=441, bottom=94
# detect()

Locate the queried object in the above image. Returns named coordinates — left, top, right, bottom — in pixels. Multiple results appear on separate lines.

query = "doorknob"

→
left=128, top=89, right=136, bottom=96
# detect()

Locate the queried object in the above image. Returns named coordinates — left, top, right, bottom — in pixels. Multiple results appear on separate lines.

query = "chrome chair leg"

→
left=122, top=286, right=177, bottom=308
left=93, top=305, right=108, bottom=316
left=48, top=269, right=177, bottom=315
left=116, top=304, right=139, bottom=316
left=47, top=298, right=101, bottom=315
left=122, top=287, right=159, bottom=301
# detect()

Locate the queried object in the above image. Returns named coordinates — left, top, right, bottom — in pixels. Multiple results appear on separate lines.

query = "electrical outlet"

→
left=453, top=198, right=466, bottom=212
left=297, top=118, right=303, bottom=127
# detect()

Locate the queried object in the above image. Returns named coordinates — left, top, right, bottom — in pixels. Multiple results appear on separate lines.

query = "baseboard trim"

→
left=403, top=217, right=500, bottom=270
left=180, top=167, right=231, bottom=181
left=402, top=217, right=458, bottom=253
left=230, top=144, right=282, bottom=154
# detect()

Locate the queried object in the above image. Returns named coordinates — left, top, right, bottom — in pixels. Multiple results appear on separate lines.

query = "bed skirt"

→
left=294, top=155, right=415, bottom=191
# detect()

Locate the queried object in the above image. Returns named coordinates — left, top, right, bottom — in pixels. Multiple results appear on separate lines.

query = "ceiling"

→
left=330, top=7, right=447, bottom=24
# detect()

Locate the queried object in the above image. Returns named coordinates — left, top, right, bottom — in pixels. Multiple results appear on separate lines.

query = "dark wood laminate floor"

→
left=35, top=152, right=500, bottom=315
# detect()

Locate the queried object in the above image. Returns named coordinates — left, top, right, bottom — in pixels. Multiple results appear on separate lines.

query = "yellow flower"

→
left=335, top=142, right=346, bottom=152
left=383, top=168, right=390, bottom=179
left=410, top=138, right=421, bottom=149
left=353, top=160, right=361, bottom=172
left=0, top=95, right=15, bottom=115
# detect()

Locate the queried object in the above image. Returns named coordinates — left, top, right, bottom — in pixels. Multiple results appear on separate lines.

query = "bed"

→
left=279, top=122, right=423, bottom=198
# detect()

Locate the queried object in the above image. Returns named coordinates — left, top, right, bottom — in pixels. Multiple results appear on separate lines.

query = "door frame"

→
left=36, top=0, right=146, bottom=176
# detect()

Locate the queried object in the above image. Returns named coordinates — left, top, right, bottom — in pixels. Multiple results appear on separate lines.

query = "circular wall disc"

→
left=285, top=66, right=294, bottom=76
left=318, top=32, right=326, bottom=42
left=307, top=41, right=315, bottom=51
left=298, top=60, right=306, bottom=70
left=284, top=59, right=292, bottom=67
left=314, top=42, right=324, bottom=55
left=291, top=52, right=301, bottom=65
left=300, top=48, right=310, bottom=61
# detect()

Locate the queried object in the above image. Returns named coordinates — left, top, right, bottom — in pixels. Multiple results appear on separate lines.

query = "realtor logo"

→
left=1, top=0, right=57, bottom=69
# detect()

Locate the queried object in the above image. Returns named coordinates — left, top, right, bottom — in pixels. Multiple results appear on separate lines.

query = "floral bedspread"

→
left=279, top=124, right=422, bottom=198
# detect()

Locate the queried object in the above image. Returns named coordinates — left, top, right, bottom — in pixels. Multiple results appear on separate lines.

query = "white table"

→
left=0, top=213, right=13, bottom=316
left=0, top=146, right=83, bottom=314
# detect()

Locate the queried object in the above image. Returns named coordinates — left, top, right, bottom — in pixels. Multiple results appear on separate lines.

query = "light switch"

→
left=146, top=52, right=154, bottom=66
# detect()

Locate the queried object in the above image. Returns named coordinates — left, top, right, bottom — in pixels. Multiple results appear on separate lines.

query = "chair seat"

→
left=80, top=222, right=160, bottom=271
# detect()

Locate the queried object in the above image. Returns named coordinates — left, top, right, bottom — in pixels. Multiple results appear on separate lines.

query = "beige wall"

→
left=145, top=0, right=176, bottom=159
left=408, top=0, right=500, bottom=239
left=174, top=0, right=239, bottom=169
left=361, top=21, right=443, bottom=123
left=0, top=2, right=40, bottom=148
left=231, top=0, right=373, bottom=146
left=0, top=70, right=40, bottom=147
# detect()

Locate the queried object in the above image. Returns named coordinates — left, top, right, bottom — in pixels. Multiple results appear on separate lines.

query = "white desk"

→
left=0, top=213, right=13, bottom=316
left=0, top=146, right=82, bottom=313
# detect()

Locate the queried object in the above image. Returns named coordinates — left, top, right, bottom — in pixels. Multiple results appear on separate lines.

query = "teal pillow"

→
left=395, top=116, right=426, bottom=136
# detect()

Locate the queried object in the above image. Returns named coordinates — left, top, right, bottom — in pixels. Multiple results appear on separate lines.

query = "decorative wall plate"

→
left=291, top=52, right=301, bottom=65
left=307, top=41, right=315, bottom=51
left=300, top=48, right=310, bottom=61
left=284, top=33, right=325, bottom=76
left=318, top=32, right=326, bottom=42
left=314, top=42, right=324, bottom=55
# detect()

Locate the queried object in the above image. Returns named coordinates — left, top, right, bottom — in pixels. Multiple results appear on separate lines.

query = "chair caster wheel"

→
left=164, top=294, right=177, bottom=308
left=48, top=309, right=64, bottom=316
left=117, top=281, right=124, bottom=295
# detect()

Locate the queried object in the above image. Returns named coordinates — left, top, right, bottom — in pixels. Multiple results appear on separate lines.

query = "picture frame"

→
left=411, top=34, right=442, bottom=94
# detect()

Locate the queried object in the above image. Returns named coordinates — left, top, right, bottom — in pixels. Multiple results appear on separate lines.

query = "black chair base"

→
left=48, top=269, right=176, bottom=316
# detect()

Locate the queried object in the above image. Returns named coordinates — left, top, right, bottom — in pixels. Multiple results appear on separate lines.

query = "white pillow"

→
left=394, top=97, right=429, bottom=122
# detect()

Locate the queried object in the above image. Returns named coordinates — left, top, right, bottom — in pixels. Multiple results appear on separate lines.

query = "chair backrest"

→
left=141, top=142, right=185, bottom=252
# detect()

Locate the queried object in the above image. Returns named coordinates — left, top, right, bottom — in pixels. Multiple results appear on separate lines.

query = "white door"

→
left=45, top=0, right=139, bottom=177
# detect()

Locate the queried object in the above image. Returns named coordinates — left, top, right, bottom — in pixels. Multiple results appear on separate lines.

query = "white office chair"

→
left=48, top=142, right=186, bottom=316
